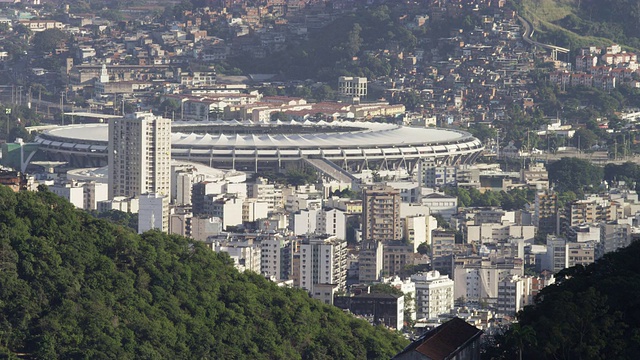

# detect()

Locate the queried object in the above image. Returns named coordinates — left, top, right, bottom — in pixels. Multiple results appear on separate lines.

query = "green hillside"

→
left=515, top=0, right=640, bottom=50
left=0, top=186, right=408, bottom=359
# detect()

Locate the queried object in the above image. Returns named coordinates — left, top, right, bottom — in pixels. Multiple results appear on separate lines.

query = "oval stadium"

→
left=33, top=120, right=484, bottom=173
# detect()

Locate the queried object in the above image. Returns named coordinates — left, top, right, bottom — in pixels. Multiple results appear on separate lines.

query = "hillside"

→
left=486, top=236, right=640, bottom=359
left=0, top=186, right=408, bottom=359
left=515, top=0, right=640, bottom=50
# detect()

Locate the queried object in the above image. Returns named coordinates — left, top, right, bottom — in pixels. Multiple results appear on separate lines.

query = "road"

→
left=518, top=15, right=570, bottom=57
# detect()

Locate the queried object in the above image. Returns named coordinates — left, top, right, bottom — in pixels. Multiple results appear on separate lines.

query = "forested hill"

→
left=0, top=186, right=408, bottom=359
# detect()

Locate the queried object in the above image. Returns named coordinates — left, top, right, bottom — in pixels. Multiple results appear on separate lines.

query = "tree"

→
left=417, top=243, right=431, bottom=255
left=505, top=324, right=537, bottom=360
left=0, top=186, right=409, bottom=359
left=547, top=157, right=603, bottom=195
left=32, top=29, right=68, bottom=54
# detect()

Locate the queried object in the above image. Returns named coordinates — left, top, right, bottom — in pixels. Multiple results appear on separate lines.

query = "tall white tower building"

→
left=108, top=112, right=172, bottom=199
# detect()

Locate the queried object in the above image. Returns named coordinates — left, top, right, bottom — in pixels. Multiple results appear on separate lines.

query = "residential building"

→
left=359, top=240, right=384, bottom=282
left=383, top=242, right=413, bottom=277
left=209, top=239, right=262, bottom=273
left=411, top=271, right=455, bottom=320
left=496, top=275, right=531, bottom=316
left=138, top=193, right=169, bottom=233
left=260, top=234, right=292, bottom=281
left=599, top=222, right=632, bottom=258
left=108, top=112, right=171, bottom=199
left=363, top=186, right=401, bottom=242
left=299, top=235, right=347, bottom=294
left=334, top=292, right=404, bottom=330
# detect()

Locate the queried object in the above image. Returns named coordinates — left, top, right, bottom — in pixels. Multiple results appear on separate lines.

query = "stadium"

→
left=33, top=120, right=484, bottom=173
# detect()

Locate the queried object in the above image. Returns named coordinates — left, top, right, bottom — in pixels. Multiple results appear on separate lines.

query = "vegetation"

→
left=547, top=157, right=604, bottom=196
left=229, top=5, right=416, bottom=81
left=486, top=239, right=640, bottom=359
left=0, top=186, right=408, bottom=359
left=516, top=0, right=640, bottom=50
left=445, top=187, right=533, bottom=211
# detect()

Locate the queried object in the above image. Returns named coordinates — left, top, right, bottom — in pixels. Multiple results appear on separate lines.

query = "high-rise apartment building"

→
left=299, top=235, right=347, bottom=294
left=108, top=112, right=172, bottom=199
left=362, top=186, right=401, bottom=242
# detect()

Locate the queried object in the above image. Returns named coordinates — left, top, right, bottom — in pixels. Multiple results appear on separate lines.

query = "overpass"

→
left=518, top=15, right=570, bottom=61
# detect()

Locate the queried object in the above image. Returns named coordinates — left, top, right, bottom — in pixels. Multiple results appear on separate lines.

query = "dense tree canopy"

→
left=547, top=157, right=603, bottom=195
left=0, top=186, right=407, bottom=359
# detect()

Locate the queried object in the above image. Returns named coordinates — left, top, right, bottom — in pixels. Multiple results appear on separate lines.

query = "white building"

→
left=248, top=178, right=283, bottom=212
left=138, top=193, right=169, bottom=233
left=316, top=208, right=347, bottom=239
left=291, top=208, right=319, bottom=236
left=381, top=276, right=417, bottom=321
left=242, top=198, right=270, bottom=223
left=403, top=215, right=428, bottom=252
left=411, top=271, right=455, bottom=320
left=49, top=182, right=85, bottom=209
left=260, top=234, right=292, bottom=281
left=97, top=196, right=139, bottom=213
left=467, top=223, right=535, bottom=244
left=497, top=275, right=531, bottom=316
left=83, top=181, right=108, bottom=210
left=600, top=222, right=631, bottom=258
left=300, top=236, right=347, bottom=294
left=108, top=112, right=171, bottom=199
left=209, top=196, right=243, bottom=230
left=210, top=240, right=261, bottom=273
left=338, top=76, right=368, bottom=100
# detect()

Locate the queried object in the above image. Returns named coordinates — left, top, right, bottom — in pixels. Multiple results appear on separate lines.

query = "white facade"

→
left=467, top=223, right=535, bottom=244
left=404, top=215, right=428, bottom=252
left=411, top=271, right=454, bottom=320
left=497, top=275, right=531, bottom=316
left=83, top=181, right=108, bottom=210
left=300, top=236, right=347, bottom=294
left=49, top=183, right=85, bottom=209
left=260, top=235, right=291, bottom=281
left=248, top=179, right=283, bottom=212
left=211, top=240, right=261, bottom=273
left=97, top=196, right=139, bottom=213
left=138, top=193, right=169, bottom=233
left=108, top=112, right=171, bottom=199
left=173, top=171, right=196, bottom=206
left=210, top=196, right=243, bottom=230
left=242, top=198, right=270, bottom=223
left=291, top=208, right=319, bottom=236
left=316, top=208, right=347, bottom=239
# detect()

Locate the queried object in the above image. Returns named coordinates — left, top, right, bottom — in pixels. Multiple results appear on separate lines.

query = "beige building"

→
left=362, top=186, right=402, bottom=242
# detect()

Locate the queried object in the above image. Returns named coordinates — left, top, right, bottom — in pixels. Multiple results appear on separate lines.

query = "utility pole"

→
left=60, top=91, right=65, bottom=125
